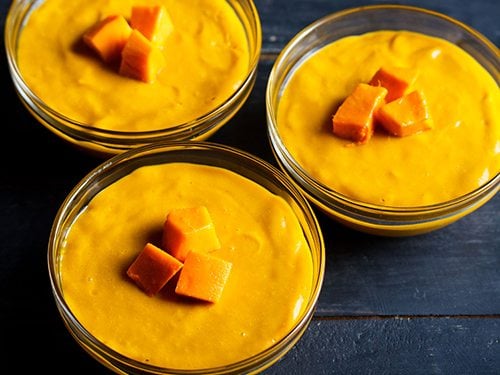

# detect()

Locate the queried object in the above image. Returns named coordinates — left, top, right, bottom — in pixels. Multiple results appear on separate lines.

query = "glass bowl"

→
left=47, top=141, right=325, bottom=374
left=266, top=5, right=499, bottom=236
left=5, top=0, right=262, bottom=157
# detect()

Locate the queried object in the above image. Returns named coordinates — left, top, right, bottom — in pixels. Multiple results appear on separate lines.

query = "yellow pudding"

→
left=58, top=162, right=314, bottom=369
left=16, top=0, right=251, bottom=131
left=277, top=30, right=499, bottom=207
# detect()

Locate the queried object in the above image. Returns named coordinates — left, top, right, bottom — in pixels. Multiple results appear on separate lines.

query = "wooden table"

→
left=1, top=0, right=498, bottom=373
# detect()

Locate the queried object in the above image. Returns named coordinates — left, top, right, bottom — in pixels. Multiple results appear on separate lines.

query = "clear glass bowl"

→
left=5, top=0, right=262, bottom=157
left=266, top=5, right=499, bottom=236
left=47, top=141, right=325, bottom=374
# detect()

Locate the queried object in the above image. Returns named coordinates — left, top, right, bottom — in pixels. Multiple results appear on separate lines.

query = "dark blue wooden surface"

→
left=1, top=0, right=498, bottom=373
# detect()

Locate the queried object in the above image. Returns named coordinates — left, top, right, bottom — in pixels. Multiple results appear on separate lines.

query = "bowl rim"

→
left=277, top=4, right=499, bottom=57
left=266, top=3, right=500, bottom=219
left=47, top=140, right=326, bottom=374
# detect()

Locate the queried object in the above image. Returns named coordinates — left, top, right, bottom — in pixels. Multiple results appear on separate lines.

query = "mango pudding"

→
left=7, top=0, right=261, bottom=154
left=48, top=143, right=324, bottom=373
left=267, top=6, right=499, bottom=235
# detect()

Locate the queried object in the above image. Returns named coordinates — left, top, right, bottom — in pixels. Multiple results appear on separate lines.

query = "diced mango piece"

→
left=162, top=206, right=221, bottom=262
left=126, top=242, right=183, bottom=296
left=82, top=15, right=133, bottom=64
left=369, top=66, right=417, bottom=102
left=119, top=29, right=166, bottom=83
left=332, top=83, right=388, bottom=144
left=376, top=90, right=433, bottom=137
left=130, top=5, right=174, bottom=46
left=175, top=251, right=232, bottom=303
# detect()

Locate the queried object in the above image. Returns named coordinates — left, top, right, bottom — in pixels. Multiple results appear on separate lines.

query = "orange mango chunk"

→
left=130, top=5, right=174, bottom=46
left=119, top=29, right=166, bottom=83
left=332, top=83, right=388, bottom=144
left=369, top=66, right=417, bottom=102
left=82, top=15, right=132, bottom=63
left=162, top=206, right=221, bottom=262
left=376, top=90, right=433, bottom=137
left=175, top=251, right=232, bottom=303
left=126, top=242, right=183, bottom=296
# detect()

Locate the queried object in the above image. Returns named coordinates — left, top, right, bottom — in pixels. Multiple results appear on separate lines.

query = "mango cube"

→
left=175, top=251, right=232, bottom=303
left=162, top=206, right=221, bottom=262
left=332, top=83, right=388, bottom=143
left=119, top=29, right=166, bottom=83
left=126, top=242, right=183, bottom=296
left=82, top=15, right=132, bottom=63
left=376, top=90, right=433, bottom=137
left=369, top=66, right=417, bottom=102
left=130, top=5, right=174, bottom=46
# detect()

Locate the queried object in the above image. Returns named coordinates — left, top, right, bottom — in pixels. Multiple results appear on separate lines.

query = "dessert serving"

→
left=267, top=5, right=499, bottom=235
left=48, top=142, right=325, bottom=374
left=5, top=0, right=261, bottom=155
